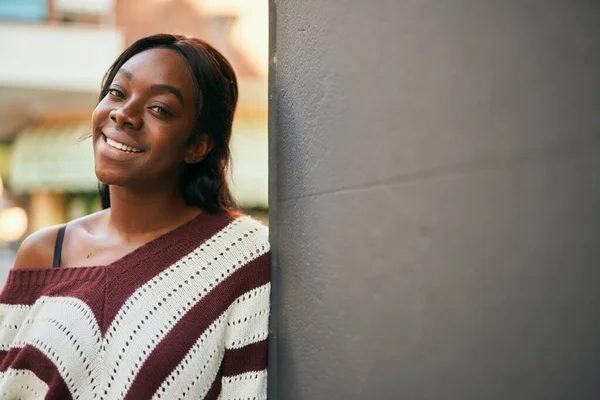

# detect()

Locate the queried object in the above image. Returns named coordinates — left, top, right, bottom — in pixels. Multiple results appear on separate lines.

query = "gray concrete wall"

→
left=269, top=1, right=600, bottom=398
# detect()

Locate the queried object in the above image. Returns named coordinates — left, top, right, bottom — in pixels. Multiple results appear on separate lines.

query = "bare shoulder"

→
left=12, top=210, right=108, bottom=270
left=12, top=224, right=63, bottom=270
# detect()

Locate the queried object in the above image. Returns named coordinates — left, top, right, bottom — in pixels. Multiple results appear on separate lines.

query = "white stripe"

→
left=101, top=217, right=269, bottom=400
left=0, top=368, right=49, bottom=400
left=155, top=283, right=270, bottom=399
left=225, top=283, right=270, bottom=349
left=0, top=297, right=100, bottom=400
left=0, top=303, right=32, bottom=351
left=11, top=297, right=101, bottom=400
left=220, top=370, right=267, bottom=400
left=152, top=314, right=227, bottom=400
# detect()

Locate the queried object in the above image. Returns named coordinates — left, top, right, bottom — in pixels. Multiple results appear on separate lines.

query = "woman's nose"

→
left=109, top=102, right=143, bottom=129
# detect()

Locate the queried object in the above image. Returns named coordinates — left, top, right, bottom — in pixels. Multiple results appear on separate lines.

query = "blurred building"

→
left=0, top=0, right=268, bottom=255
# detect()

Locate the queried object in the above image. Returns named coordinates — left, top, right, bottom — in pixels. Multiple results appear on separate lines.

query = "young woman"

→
left=0, top=34, right=269, bottom=399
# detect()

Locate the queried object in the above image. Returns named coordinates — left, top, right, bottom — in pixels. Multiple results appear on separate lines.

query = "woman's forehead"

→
left=117, top=48, right=195, bottom=93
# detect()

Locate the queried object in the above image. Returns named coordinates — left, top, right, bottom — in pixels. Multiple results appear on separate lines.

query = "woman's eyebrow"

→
left=116, top=68, right=184, bottom=106
left=117, top=68, right=134, bottom=80
left=149, top=84, right=185, bottom=106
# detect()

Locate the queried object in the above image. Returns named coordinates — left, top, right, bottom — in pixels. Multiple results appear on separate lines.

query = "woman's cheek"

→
left=92, top=101, right=111, bottom=124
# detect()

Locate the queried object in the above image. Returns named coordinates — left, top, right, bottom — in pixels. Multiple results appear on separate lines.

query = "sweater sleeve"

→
left=220, top=280, right=270, bottom=399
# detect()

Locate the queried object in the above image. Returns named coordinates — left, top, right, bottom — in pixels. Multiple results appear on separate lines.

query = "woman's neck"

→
left=106, top=185, right=201, bottom=236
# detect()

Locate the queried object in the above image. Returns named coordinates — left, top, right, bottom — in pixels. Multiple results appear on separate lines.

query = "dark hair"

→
left=97, top=33, right=238, bottom=213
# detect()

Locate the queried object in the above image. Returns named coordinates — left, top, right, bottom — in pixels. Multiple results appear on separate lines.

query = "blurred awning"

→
left=9, top=122, right=97, bottom=194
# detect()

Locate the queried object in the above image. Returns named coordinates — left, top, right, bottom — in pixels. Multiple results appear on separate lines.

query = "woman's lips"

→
left=97, top=134, right=145, bottom=160
left=105, top=136, right=143, bottom=153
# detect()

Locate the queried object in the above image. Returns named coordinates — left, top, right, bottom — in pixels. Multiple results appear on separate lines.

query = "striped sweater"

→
left=0, top=212, right=270, bottom=400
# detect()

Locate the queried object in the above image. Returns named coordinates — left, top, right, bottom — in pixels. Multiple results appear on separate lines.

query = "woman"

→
left=0, top=34, right=269, bottom=400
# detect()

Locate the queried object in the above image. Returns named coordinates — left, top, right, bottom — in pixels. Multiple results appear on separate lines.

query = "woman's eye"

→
left=108, top=88, right=124, bottom=98
left=149, top=106, right=171, bottom=117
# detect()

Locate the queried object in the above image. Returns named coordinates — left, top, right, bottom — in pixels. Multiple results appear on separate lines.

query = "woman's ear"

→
left=184, top=134, right=214, bottom=164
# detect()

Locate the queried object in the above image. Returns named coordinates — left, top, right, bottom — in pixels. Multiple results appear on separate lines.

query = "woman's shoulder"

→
left=209, top=213, right=270, bottom=295
left=229, top=213, right=269, bottom=246
left=12, top=224, right=63, bottom=270
left=12, top=210, right=107, bottom=270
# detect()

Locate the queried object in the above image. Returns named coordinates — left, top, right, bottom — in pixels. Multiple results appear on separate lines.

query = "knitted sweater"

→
left=0, top=212, right=270, bottom=400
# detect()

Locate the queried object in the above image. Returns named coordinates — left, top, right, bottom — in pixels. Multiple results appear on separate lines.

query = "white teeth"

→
left=106, top=137, right=141, bottom=153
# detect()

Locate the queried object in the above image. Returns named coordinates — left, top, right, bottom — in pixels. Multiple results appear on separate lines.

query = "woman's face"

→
left=92, top=48, right=200, bottom=189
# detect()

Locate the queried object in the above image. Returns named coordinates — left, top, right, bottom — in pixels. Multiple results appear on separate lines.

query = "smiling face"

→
left=92, top=47, right=206, bottom=190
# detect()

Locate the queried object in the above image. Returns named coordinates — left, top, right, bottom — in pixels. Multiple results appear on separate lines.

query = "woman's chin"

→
left=95, top=167, right=126, bottom=186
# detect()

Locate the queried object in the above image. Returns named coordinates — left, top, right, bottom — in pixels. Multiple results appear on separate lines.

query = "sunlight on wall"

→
left=195, top=0, right=268, bottom=77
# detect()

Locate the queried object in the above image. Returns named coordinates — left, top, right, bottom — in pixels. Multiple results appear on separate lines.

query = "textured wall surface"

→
left=270, top=1, right=600, bottom=398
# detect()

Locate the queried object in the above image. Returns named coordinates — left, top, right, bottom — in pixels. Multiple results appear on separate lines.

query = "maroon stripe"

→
left=123, top=252, right=270, bottom=400
left=0, top=345, right=71, bottom=399
left=0, top=276, right=63, bottom=306
left=0, top=349, right=16, bottom=371
left=102, top=211, right=240, bottom=334
left=204, top=370, right=223, bottom=400
left=222, top=339, right=268, bottom=377
left=0, top=267, right=105, bottom=312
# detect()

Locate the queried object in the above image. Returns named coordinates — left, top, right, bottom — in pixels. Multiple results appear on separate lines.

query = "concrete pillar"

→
left=270, top=1, right=600, bottom=398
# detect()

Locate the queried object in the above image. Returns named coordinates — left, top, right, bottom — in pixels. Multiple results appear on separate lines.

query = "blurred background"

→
left=0, top=0, right=268, bottom=281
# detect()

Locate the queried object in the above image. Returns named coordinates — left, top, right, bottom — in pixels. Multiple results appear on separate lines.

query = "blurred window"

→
left=0, top=0, right=113, bottom=25
left=56, top=0, right=112, bottom=15
left=0, top=0, right=47, bottom=22
left=56, top=0, right=113, bottom=25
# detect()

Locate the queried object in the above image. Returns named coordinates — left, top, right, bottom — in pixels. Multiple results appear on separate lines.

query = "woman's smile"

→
left=96, top=132, right=146, bottom=161
left=105, top=136, right=143, bottom=153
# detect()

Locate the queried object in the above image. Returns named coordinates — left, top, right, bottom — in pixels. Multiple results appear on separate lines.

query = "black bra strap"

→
left=52, top=224, right=67, bottom=268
